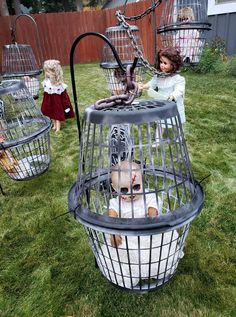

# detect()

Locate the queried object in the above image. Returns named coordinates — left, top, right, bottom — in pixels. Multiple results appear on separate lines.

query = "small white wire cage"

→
left=0, top=80, right=51, bottom=181
left=1, top=14, right=43, bottom=99
left=68, top=99, right=204, bottom=293
left=157, top=0, right=211, bottom=65
left=101, top=25, right=145, bottom=95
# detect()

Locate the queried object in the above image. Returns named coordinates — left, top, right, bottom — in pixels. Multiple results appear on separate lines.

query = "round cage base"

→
left=69, top=176, right=203, bottom=293
left=0, top=123, right=51, bottom=181
left=83, top=224, right=188, bottom=292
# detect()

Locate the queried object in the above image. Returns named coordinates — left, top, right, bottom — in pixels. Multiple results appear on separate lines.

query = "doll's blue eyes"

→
left=120, top=184, right=141, bottom=194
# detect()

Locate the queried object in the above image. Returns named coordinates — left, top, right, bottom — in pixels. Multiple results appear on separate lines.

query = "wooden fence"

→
left=0, top=0, right=163, bottom=69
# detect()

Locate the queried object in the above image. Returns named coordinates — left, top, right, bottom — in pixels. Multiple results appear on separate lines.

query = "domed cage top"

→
left=1, top=14, right=44, bottom=99
left=100, top=25, right=145, bottom=96
left=0, top=80, right=51, bottom=180
left=157, top=0, right=211, bottom=65
left=69, top=99, right=204, bottom=292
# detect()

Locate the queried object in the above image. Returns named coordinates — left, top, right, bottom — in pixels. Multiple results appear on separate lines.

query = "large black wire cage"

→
left=100, top=25, right=145, bottom=96
left=157, top=0, right=211, bottom=65
left=0, top=80, right=51, bottom=181
left=1, top=14, right=44, bottom=99
left=68, top=99, right=204, bottom=292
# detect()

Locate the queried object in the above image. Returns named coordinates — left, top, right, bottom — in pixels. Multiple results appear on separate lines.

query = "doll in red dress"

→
left=41, top=59, right=75, bottom=132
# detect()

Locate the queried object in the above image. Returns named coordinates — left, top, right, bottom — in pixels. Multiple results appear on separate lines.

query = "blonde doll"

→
left=41, top=60, right=74, bottom=132
left=176, top=7, right=202, bottom=63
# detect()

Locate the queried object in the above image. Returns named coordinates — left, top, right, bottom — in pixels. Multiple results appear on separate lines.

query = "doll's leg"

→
left=52, top=120, right=56, bottom=130
left=55, top=120, right=61, bottom=132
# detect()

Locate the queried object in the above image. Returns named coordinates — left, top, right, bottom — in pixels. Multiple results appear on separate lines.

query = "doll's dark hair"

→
left=155, top=47, right=183, bottom=73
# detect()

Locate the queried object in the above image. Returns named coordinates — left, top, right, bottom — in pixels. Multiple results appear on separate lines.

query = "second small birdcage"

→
left=101, top=25, right=145, bottom=96
left=0, top=80, right=51, bottom=181
left=157, top=0, right=211, bottom=65
left=1, top=14, right=44, bottom=99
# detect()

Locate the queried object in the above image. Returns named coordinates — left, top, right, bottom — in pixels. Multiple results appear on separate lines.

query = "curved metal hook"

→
left=10, top=14, right=44, bottom=67
left=69, top=32, right=125, bottom=142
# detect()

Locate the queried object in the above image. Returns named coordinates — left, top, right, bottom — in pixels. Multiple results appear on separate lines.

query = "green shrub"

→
left=226, top=56, right=236, bottom=76
left=195, top=37, right=227, bottom=74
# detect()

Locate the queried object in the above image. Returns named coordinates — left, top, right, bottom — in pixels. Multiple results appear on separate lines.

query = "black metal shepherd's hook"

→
left=69, top=32, right=125, bottom=143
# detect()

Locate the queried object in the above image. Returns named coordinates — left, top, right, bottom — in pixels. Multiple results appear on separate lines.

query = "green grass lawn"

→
left=0, top=63, right=235, bottom=317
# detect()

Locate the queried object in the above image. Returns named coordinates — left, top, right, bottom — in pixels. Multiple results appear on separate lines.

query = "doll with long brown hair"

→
left=41, top=59, right=74, bottom=132
left=139, top=47, right=186, bottom=144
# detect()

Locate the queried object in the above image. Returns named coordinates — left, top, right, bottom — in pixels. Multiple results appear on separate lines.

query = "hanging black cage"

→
left=0, top=80, right=51, bottom=181
left=68, top=99, right=204, bottom=293
left=1, top=14, right=44, bottom=99
left=100, top=25, right=145, bottom=96
left=157, top=0, right=211, bottom=65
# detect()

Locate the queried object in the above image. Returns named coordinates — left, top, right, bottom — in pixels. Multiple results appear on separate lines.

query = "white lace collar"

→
left=42, top=79, right=67, bottom=95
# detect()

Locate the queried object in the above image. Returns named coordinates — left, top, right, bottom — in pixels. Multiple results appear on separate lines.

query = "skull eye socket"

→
left=120, top=187, right=129, bottom=194
left=133, top=184, right=141, bottom=191
left=120, top=184, right=141, bottom=194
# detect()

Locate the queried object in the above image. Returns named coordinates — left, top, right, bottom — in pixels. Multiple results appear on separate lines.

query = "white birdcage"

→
left=0, top=80, right=51, bottom=181
left=101, top=25, right=145, bottom=96
left=157, top=0, right=211, bottom=65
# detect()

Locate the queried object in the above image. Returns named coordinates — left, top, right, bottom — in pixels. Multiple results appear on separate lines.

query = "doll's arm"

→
left=139, top=75, right=158, bottom=91
left=168, top=76, right=185, bottom=101
left=108, top=208, right=122, bottom=247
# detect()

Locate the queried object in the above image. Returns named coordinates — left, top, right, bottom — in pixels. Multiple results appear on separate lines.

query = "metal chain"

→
left=116, top=10, right=157, bottom=75
left=95, top=65, right=138, bottom=110
left=116, top=10, right=177, bottom=78
left=120, top=0, right=162, bottom=21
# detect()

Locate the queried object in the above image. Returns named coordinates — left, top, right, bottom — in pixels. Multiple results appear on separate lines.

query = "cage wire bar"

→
left=69, top=32, right=204, bottom=293
left=0, top=80, right=51, bottom=181
left=157, top=0, right=211, bottom=65
left=101, top=24, right=145, bottom=96
left=1, top=14, right=44, bottom=99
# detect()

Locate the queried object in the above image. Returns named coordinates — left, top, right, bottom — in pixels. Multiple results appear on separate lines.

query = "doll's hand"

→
left=110, top=234, right=122, bottom=247
left=148, top=207, right=158, bottom=217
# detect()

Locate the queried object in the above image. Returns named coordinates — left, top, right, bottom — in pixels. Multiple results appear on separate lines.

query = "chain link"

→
left=120, top=0, right=162, bottom=22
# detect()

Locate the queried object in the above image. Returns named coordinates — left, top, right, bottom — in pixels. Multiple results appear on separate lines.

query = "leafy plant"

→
left=195, top=36, right=227, bottom=74
left=226, top=55, right=236, bottom=76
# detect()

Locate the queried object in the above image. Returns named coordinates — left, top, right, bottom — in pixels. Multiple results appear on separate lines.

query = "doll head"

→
left=156, top=47, right=183, bottom=73
left=43, top=59, right=64, bottom=85
left=177, top=7, right=195, bottom=22
left=111, top=160, right=143, bottom=202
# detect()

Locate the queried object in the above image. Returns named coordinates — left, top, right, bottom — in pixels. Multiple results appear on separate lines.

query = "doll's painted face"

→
left=111, top=161, right=143, bottom=202
left=159, top=56, right=174, bottom=73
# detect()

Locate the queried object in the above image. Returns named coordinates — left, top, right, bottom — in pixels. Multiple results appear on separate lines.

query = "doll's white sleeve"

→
left=146, top=75, right=158, bottom=90
left=171, top=75, right=186, bottom=101
left=109, top=198, right=119, bottom=213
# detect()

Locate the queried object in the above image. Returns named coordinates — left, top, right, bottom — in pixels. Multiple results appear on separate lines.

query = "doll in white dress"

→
left=139, top=47, right=185, bottom=143
left=97, top=161, right=181, bottom=288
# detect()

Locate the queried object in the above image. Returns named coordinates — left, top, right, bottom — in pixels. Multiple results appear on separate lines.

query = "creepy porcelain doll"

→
left=41, top=59, right=75, bottom=132
left=108, top=160, right=162, bottom=247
